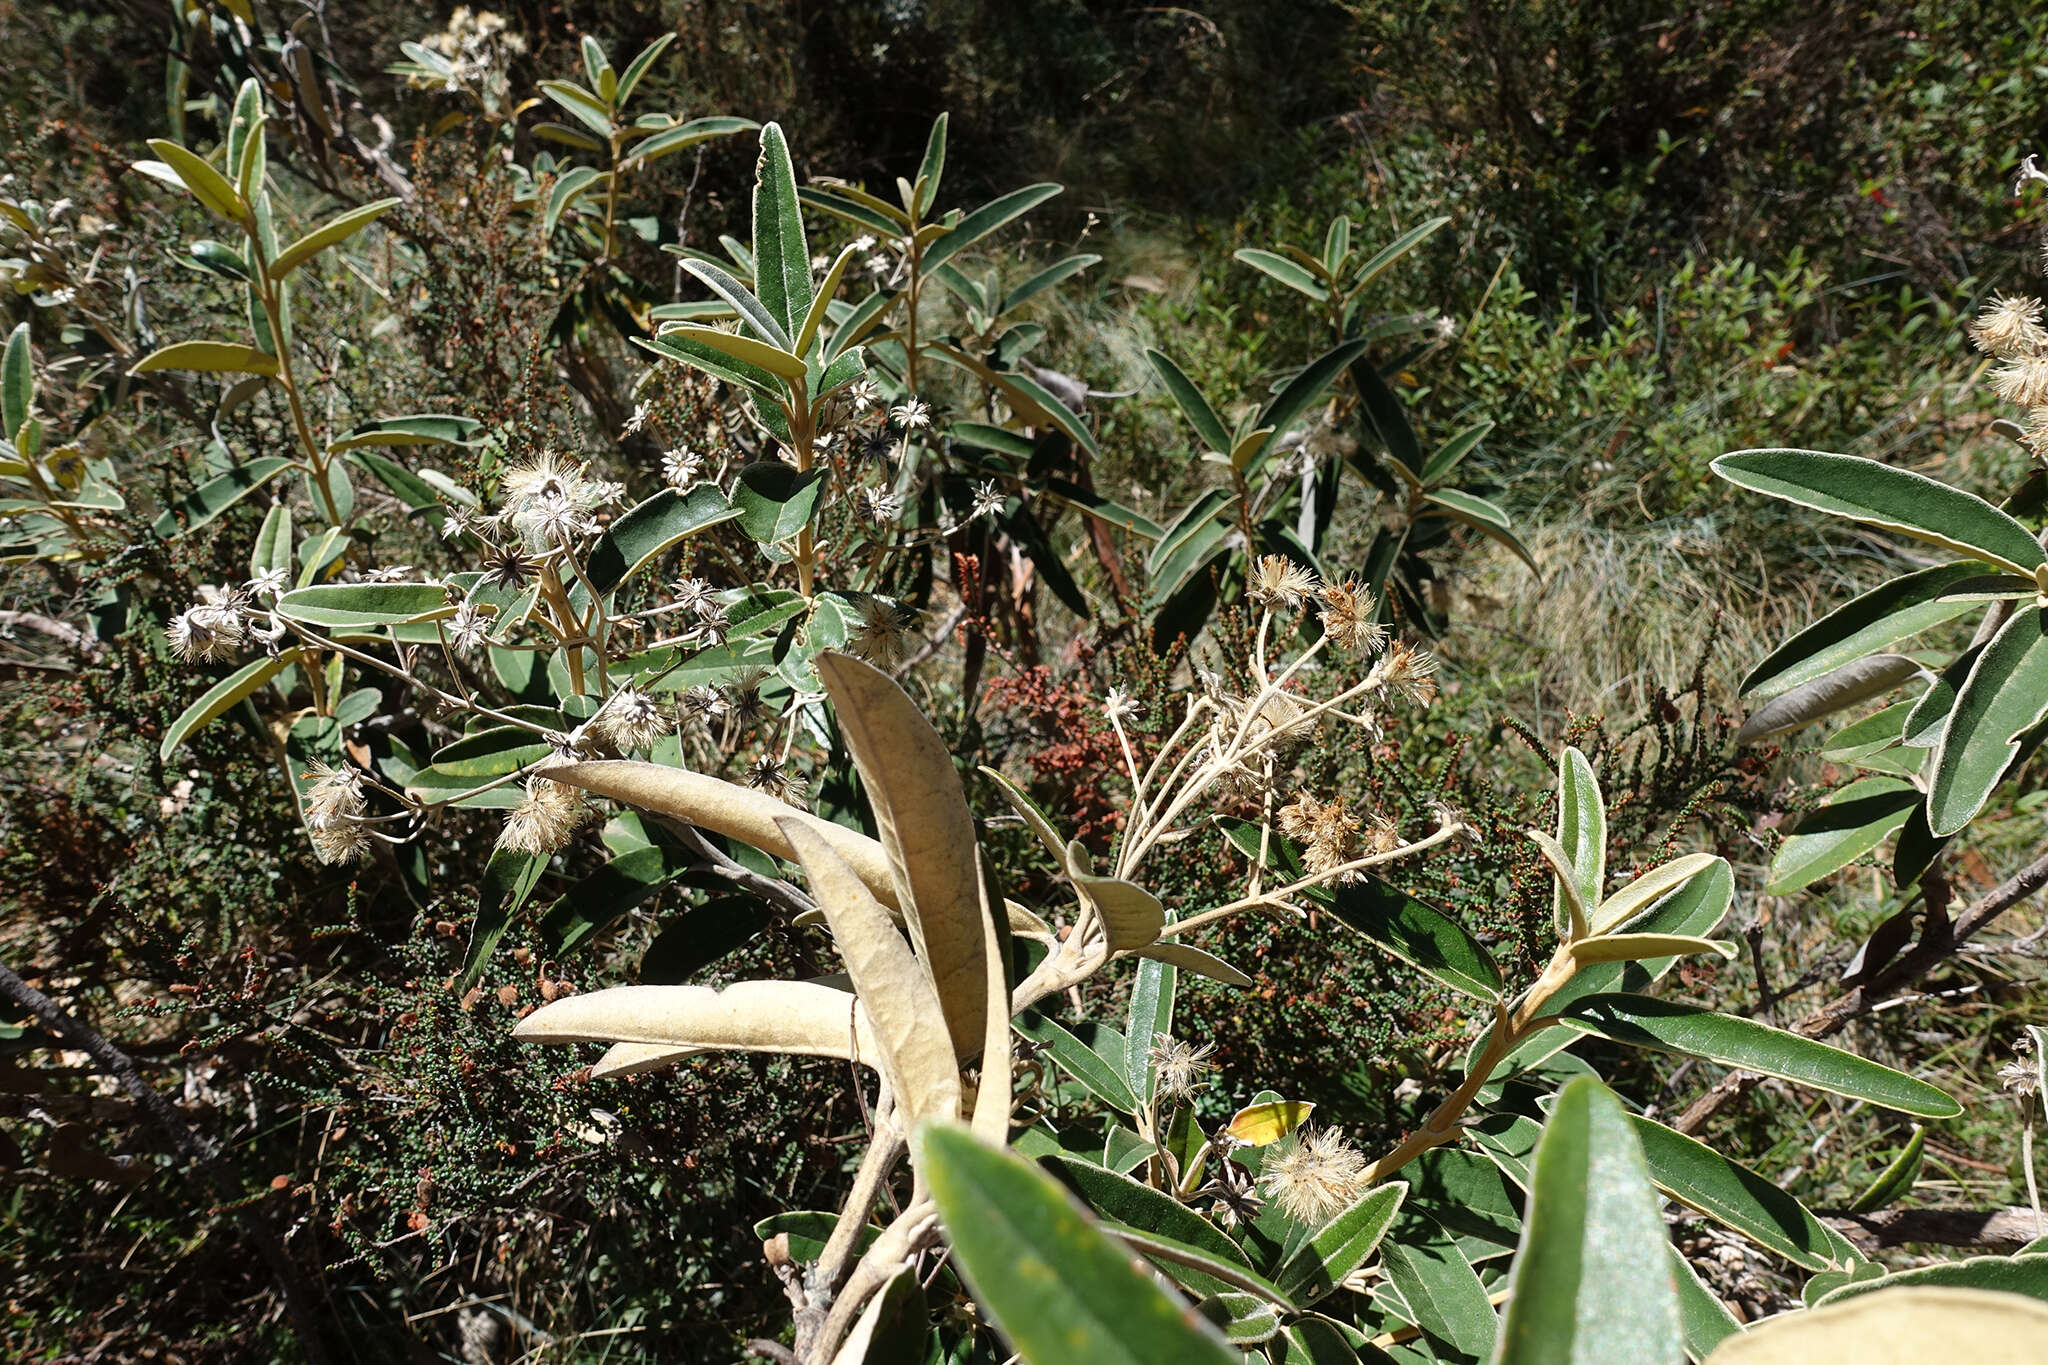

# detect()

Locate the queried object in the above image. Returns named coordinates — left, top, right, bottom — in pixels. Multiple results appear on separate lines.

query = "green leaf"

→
left=583, top=485, right=739, bottom=596
left=272, top=197, right=402, bottom=276
left=1820, top=702, right=1916, bottom=762
left=1235, top=248, right=1329, bottom=301
left=1628, top=1114, right=1840, bottom=1271
left=1422, top=488, right=1539, bottom=576
left=920, top=1124, right=1238, bottom=1365
left=622, top=116, right=760, bottom=168
left=543, top=165, right=604, bottom=236
left=159, top=647, right=302, bottom=760
left=1847, top=1125, right=1925, bottom=1214
left=640, top=895, right=771, bottom=983
left=680, top=259, right=792, bottom=349
left=1271, top=1181, right=1408, bottom=1307
left=140, top=139, right=249, bottom=223
left=151, top=457, right=294, bottom=538
left=923, top=183, right=1063, bottom=271
left=537, top=80, right=611, bottom=137
left=614, top=33, right=675, bottom=107
left=1325, top=876, right=1503, bottom=1002
left=1553, top=747, right=1605, bottom=940
left=1813, top=1253, right=2048, bottom=1308
left=1766, top=777, right=1920, bottom=894
left=1421, top=421, right=1493, bottom=486
left=1041, top=1155, right=1258, bottom=1299
left=327, top=413, right=481, bottom=452
left=1145, top=348, right=1232, bottom=454
left=461, top=847, right=547, bottom=990
left=539, top=842, right=699, bottom=956
left=914, top=113, right=948, bottom=216
left=2, top=322, right=29, bottom=438
left=276, top=583, right=453, bottom=629
left=428, top=727, right=552, bottom=779
left=1556, top=995, right=1961, bottom=1118
left=579, top=35, right=614, bottom=98
left=1124, top=954, right=1175, bottom=1107
left=1568, top=934, right=1735, bottom=966
left=1013, top=1013, right=1136, bottom=1113
left=732, top=462, right=826, bottom=544
left=1668, top=1244, right=1741, bottom=1361
left=250, top=501, right=292, bottom=580
left=1346, top=215, right=1451, bottom=295
left=751, top=123, right=812, bottom=342
left=1741, top=562, right=1992, bottom=699
left=1248, top=339, right=1374, bottom=475
left=1734, top=654, right=1922, bottom=745
left=794, top=184, right=904, bottom=236
left=132, top=340, right=279, bottom=376
left=1494, top=1078, right=1680, bottom=1365
left=1928, top=605, right=2048, bottom=836
left=1348, top=357, right=1424, bottom=472
left=1000, top=370, right=1100, bottom=456
left=1380, top=1235, right=1496, bottom=1364
left=660, top=323, right=806, bottom=381
left=638, top=331, right=782, bottom=399
left=1712, top=448, right=2047, bottom=577
left=1002, top=253, right=1101, bottom=314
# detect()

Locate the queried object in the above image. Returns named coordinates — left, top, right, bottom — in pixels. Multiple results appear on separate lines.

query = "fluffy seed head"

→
left=498, top=775, right=591, bottom=855
left=1318, top=577, right=1387, bottom=653
left=1971, top=293, right=2048, bottom=358
left=1250, top=554, right=1318, bottom=611
left=1261, top=1127, right=1369, bottom=1226
left=1992, top=354, right=2048, bottom=408
left=590, top=686, right=667, bottom=753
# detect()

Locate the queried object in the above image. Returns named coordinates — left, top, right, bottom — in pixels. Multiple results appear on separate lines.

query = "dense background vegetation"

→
left=4, top=1, right=2047, bottom=1360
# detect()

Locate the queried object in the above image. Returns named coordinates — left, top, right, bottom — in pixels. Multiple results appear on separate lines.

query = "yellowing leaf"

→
left=778, top=817, right=962, bottom=1123
left=140, top=139, right=249, bottom=223
left=661, top=323, right=807, bottom=380
left=816, top=652, right=990, bottom=1062
left=1589, top=853, right=1726, bottom=937
left=541, top=760, right=900, bottom=907
left=1222, top=1099, right=1314, bottom=1147
left=512, top=980, right=881, bottom=1065
left=1570, top=933, right=1738, bottom=966
left=132, top=340, right=280, bottom=376
left=1704, top=1286, right=2048, bottom=1363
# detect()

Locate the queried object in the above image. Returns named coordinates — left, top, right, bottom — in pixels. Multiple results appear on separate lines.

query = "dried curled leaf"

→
left=513, top=980, right=879, bottom=1065
left=541, top=760, right=899, bottom=906
left=817, top=652, right=989, bottom=1061
left=590, top=1041, right=700, bottom=1078
left=779, top=817, right=962, bottom=1123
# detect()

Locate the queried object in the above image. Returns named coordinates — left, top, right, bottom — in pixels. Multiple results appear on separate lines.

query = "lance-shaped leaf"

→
left=1554, top=747, right=1605, bottom=939
left=818, top=651, right=989, bottom=1061
left=920, top=1124, right=1239, bottom=1365
left=1589, top=853, right=1725, bottom=937
left=779, top=818, right=961, bottom=1123
left=621, top=115, right=758, bottom=168
left=1927, top=604, right=2048, bottom=836
left=1814, top=1254, right=2048, bottom=1307
left=1013, top=1013, right=1136, bottom=1112
left=1528, top=829, right=1591, bottom=941
left=273, top=197, right=402, bottom=275
left=1554, top=995, right=1961, bottom=1118
left=326, top=413, right=481, bottom=452
left=460, top=846, right=547, bottom=990
left=581, top=485, right=739, bottom=596
left=1271, top=1181, right=1409, bottom=1307
left=2, top=322, right=29, bottom=436
left=590, top=1041, right=700, bottom=1078
left=1124, top=953, right=1175, bottom=1107
left=1235, top=248, right=1329, bottom=301
left=151, top=457, right=294, bottom=537
left=751, top=123, right=812, bottom=340
left=1145, top=347, right=1232, bottom=454
left=1847, top=1125, right=1925, bottom=1214
left=513, top=980, right=880, bottom=1065
left=1766, top=777, right=1919, bottom=895
left=1041, top=1155, right=1258, bottom=1299
left=1715, top=1284, right=2048, bottom=1362
left=679, top=258, right=791, bottom=349
left=1494, top=1077, right=1680, bottom=1365
left=1628, top=1114, right=1840, bottom=1271
left=1132, top=942, right=1253, bottom=989
left=1381, top=1235, right=1496, bottom=1364
left=132, top=340, right=279, bottom=376
left=1423, top=488, right=1539, bottom=576
left=139, top=139, right=249, bottom=222
left=1326, top=875, right=1504, bottom=1001
left=536, top=841, right=699, bottom=956
left=1735, top=654, right=1922, bottom=744
left=922, top=183, right=1063, bottom=271
left=970, top=852, right=1014, bottom=1143
left=540, top=760, right=900, bottom=906
left=159, top=646, right=303, bottom=760
left=276, top=582, right=452, bottom=629
left=1741, top=561, right=1991, bottom=699
left=1569, top=934, right=1736, bottom=966
left=1712, top=448, right=2048, bottom=577
left=660, top=323, right=806, bottom=380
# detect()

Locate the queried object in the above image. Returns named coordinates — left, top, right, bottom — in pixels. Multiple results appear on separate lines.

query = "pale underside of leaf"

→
left=513, top=981, right=880, bottom=1065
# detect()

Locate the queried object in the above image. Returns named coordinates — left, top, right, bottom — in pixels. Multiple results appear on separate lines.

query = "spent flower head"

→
left=1261, top=1127, right=1369, bottom=1225
left=1317, top=577, right=1386, bottom=653
left=498, top=775, right=592, bottom=855
left=1250, top=554, right=1318, bottom=611
left=1971, top=293, right=2048, bottom=359
left=1146, top=1035, right=1217, bottom=1102
left=591, top=686, right=668, bottom=753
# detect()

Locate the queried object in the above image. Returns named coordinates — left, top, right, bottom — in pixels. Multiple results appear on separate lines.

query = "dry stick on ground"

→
left=1821, top=1205, right=2047, bottom=1256
left=1673, top=843, right=2048, bottom=1137
left=0, top=961, right=334, bottom=1365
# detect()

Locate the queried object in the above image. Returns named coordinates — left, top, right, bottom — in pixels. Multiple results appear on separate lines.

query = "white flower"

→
left=445, top=601, right=491, bottom=652
left=245, top=567, right=289, bottom=601
left=851, top=234, right=876, bottom=253
left=620, top=401, right=651, bottom=437
left=165, top=590, right=247, bottom=664
left=365, top=564, right=415, bottom=583
left=848, top=378, right=881, bottom=411
left=890, top=398, right=931, bottom=430
left=1104, top=687, right=1143, bottom=725
left=859, top=487, right=904, bottom=526
left=661, top=446, right=703, bottom=487
left=499, top=451, right=612, bottom=550
left=970, top=479, right=1005, bottom=521
left=671, top=577, right=716, bottom=615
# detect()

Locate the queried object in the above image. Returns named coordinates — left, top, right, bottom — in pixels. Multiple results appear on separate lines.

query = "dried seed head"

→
left=1249, top=554, right=1319, bottom=611
left=590, top=686, right=667, bottom=753
left=1972, top=293, right=2048, bottom=358
left=1318, top=577, right=1387, bottom=653
left=1992, top=353, right=2048, bottom=408
left=744, top=755, right=795, bottom=800
left=1368, top=641, right=1438, bottom=706
left=498, top=775, right=592, bottom=855
left=165, top=595, right=247, bottom=663
left=848, top=596, right=918, bottom=669
left=680, top=684, right=728, bottom=721
left=1279, top=794, right=1364, bottom=883
left=1261, top=1127, right=1368, bottom=1225
left=1146, top=1034, right=1216, bottom=1102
